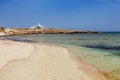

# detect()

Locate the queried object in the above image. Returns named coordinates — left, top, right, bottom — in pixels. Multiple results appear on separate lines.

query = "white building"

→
left=30, top=23, right=44, bottom=29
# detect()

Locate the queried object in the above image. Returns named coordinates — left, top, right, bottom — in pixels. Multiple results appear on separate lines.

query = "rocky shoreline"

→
left=0, top=27, right=99, bottom=36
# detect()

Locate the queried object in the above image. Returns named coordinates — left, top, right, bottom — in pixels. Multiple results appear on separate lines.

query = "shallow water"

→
left=3, top=32, right=120, bottom=80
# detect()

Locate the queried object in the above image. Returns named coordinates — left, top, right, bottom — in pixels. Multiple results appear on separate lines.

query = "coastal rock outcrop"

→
left=0, top=27, right=99, bottom=36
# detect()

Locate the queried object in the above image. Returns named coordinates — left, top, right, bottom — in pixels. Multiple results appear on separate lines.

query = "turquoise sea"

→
left=1, top=32, right=120, bottom=80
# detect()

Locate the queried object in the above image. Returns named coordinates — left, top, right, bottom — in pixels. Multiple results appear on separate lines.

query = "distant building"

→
left=30, top=23, right=44, bottom=29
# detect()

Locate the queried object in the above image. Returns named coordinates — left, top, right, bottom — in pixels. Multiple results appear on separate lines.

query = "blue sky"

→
left=0, top=0, right=120, bottom=31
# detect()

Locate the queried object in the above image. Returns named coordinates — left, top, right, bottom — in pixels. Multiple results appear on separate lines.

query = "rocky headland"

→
left=0, top=27, right=99, bottom=36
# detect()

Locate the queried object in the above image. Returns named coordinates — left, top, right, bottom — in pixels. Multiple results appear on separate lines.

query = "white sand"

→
left=0, top=40, right=107, bottom=80
left=0, top=40, right=34, bottom=68
left=0, top=33, right=7, bottom=36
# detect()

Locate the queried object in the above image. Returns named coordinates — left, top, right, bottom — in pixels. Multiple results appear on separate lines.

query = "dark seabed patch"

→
left=81, top=44, right=120, bottom=57
left=5, top=37, right=36, bottom=42
left=0, top=36, right=8, bottom=40
left=82, top=44, right=120, bottom=51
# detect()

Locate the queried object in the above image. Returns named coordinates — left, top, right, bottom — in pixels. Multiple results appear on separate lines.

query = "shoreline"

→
left=68, top=50, right=108, bottom=80
left=0, top=39, right=107, bottom=80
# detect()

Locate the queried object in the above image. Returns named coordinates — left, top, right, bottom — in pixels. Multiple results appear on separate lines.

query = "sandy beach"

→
left=0, top=40, right=107, bottom=80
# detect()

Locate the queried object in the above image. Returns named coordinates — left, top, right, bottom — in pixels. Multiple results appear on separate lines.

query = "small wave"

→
left=88, top=64, right=99, bottom=72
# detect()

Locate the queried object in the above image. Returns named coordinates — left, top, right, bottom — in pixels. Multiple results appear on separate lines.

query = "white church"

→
left=30, top=23, right=44, bottom=29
